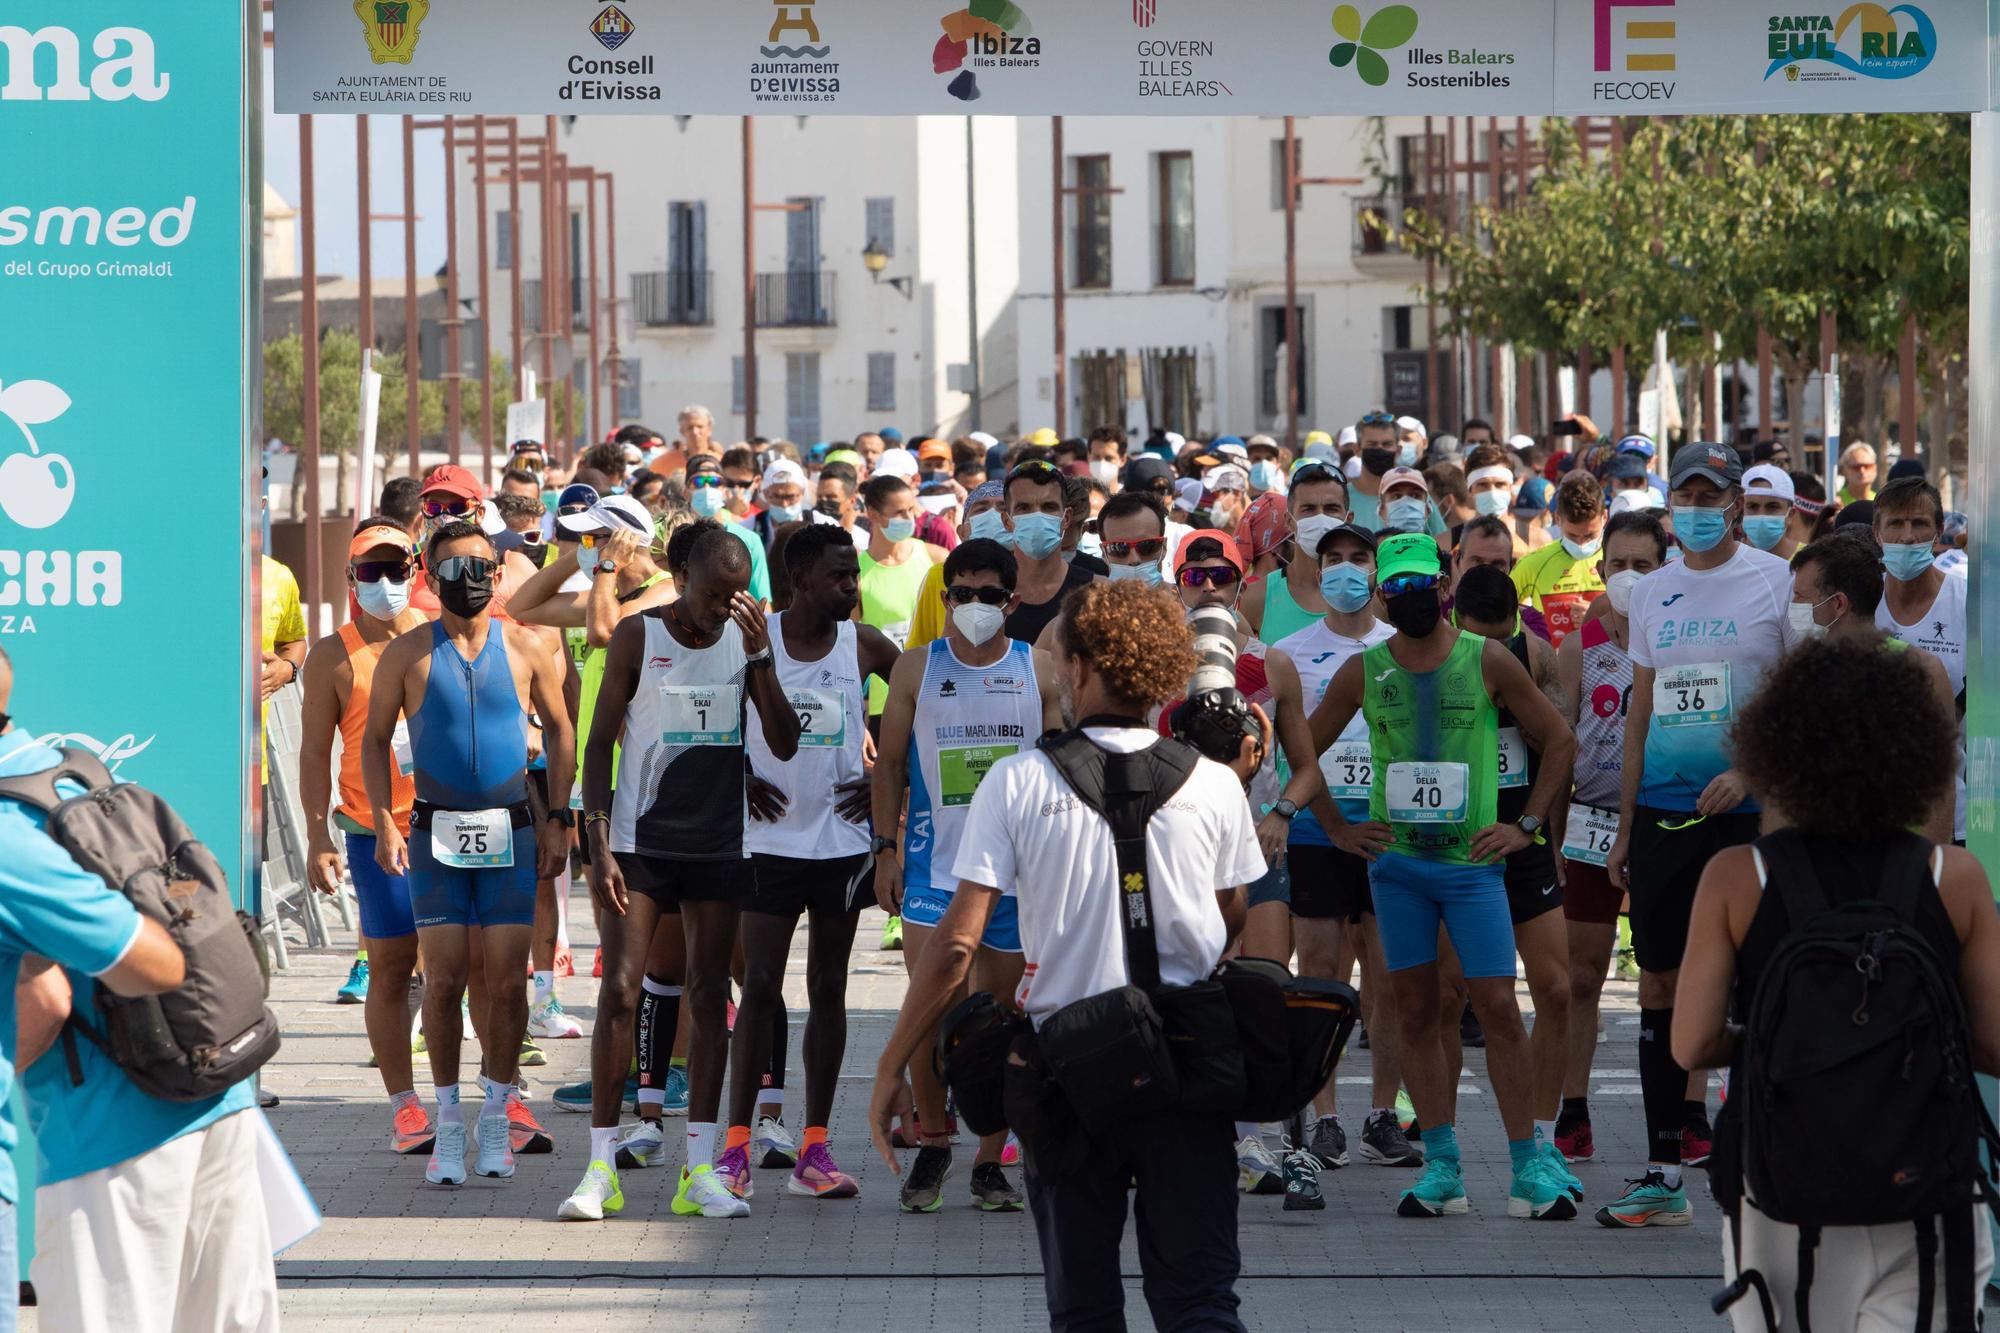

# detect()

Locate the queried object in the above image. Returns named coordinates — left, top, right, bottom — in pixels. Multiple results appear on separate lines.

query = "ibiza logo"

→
left=591, top=5, right=636, bottom=52
left=932, top=1, right=1037, bottom=102
left=355, top=0, right=430, bottom=65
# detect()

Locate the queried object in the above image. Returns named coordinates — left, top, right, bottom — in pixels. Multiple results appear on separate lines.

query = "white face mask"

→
left=1788, top=596, right=1838, bottom=641
left=1603, top=567, right=1644, bottom=616
left=952, top=601, right=1006, bottom=647
left=1293, top=514, right=1338, bottom=562
left=1089, top=459, right=1120, bottom=488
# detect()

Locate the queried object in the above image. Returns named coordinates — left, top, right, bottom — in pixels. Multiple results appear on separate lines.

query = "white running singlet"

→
left=1572, top=616, right=1634, bottom=811
left=609, top=613, right=749, bottom=860
left=1877, top=569, right=1968, bottom=841
left=746, top=614, right=869, bottom=859
left=904, top=638, right=1041, bottom=895
left=1272, top=617, right=1394, bottom=847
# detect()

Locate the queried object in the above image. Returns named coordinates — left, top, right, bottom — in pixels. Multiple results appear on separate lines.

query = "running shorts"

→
left=747, top=852, right=873, bottom=918
left=1246, top=857, right=1291, bottom=910
left=344, top=831, right=416, bottom=940
left=1562, top=859, right=1623, bottom=926
left=407, top=823, right=538, bottom=929
left=1368, top=851, right=1515, bottom=978
left=902, top=880, right=1022, bottom=953
left=1626, top=807, right=1760, bottom=972
left=1504, top=864, right=1563, bottom=925
left=1286, top=842, right=1373, bottom=921
left=614, top=853, right=754, bottom=914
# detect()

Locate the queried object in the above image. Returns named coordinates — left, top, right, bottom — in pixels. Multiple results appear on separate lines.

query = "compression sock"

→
left=1509, top=1137, right=1537, bottom=1172
left=637, top=975, right=681, bottom=1113
left=436, top=1082, right=462, bottom=1127
left=1639, top=1006, right=1685, bottom=1185
left=1533, top=1120, right=1556, bottom=1148
left=1420, top=1123, right=1460, bottom=1166
left=725, top=1124, right=752, bottom=1156
left=802, top=1126, right=828, bottom=1151
left=1558, top=1096, right=1589, bottom=1129
left=356, top=948, right=369, bottom=963
left=481, top=1076, right=508, bottom=1120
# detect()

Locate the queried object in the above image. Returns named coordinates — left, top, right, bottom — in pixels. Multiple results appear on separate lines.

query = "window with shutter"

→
left=867, top=352, right=895, bottom=413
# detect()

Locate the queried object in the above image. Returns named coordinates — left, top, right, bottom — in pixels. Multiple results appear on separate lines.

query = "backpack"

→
left=1713, top=829, right=2000, bottom=1333
left=0, top=748, right=281, bottom=1102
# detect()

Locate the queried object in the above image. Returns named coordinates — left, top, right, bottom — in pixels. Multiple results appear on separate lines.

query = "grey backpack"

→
left=0, top=749, right=280, bottom=1102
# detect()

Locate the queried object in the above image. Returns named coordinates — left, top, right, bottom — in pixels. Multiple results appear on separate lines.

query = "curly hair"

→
left=1056, top=580, right=1200, bottom=710
left=1733, top=639, right=1953, bottom=838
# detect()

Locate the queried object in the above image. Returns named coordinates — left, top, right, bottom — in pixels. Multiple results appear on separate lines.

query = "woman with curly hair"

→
left=1674, top=639, right=2000, bottom=1332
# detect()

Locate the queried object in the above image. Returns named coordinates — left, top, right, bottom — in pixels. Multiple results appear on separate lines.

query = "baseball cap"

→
left=1750, top=440, right=1788, bottom=464
left=1514, top=475, right=1552, bottom=516
left=1163, top=431, right=1186, bottom=453
left=807, top=441, right=831, bottom=462
left=1375, top=532, right=1443, bottom=583
left=1311, top=522, right=1378, bottom=559
left=1669, top=441, right=1743, bottom=490
left=1247, top=433, right=1280, bottom=453
left=1396, top=416, right=1428, bottom=439
left=1205, top=464, right=1249, bottom=493
left=349, top=525, right=415, bottom=560
left=508, top=439, right=545, bottom=458
left=554, top=482, right=602, bottom=534
left=1887, top=457, right=1927, bottom=483
left=918, top=438, right=952, bottom=464
left=420, top=464, right=484, bottom=503
left=1026, top=427, right=1060, bottom=448
left=1605, top=452, right=1651, bottom=482
left=1303, top=430, right=1333, bottom=449
left=879, top=428, right=905, bottom=445
left=1615, top=434, right=1657, bottom=459
left=823, top=448, right=864, bottom=469
left=565, top=493, right=655, bottom=536
left=1212, top=438, right=1250, bottom=462
left=1742, top=463, right=1796, bottom=502
left=968, top=430, right=999, bottom=450
left=1122, top=456, right=1173, bottom=490
left=762, top=459, right=807, bottom=491
left=1172, top=478, right=1204, bottom=513
left=1173, top=528, right=1246, bottom=575
left=873, top=448, right=921, bottom=480
left=1336, top=425, right=1359, bottom=448
left=1379, top=465, right=1430, bottom=497
left=1610, top=489, right=1665, bottom=516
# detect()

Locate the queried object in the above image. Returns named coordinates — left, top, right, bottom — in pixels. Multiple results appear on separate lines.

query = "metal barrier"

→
left=261, top=683, right=358, bottom=968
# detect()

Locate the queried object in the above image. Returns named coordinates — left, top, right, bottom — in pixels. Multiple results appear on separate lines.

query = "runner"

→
left=1551, top=511, right=1668, bottom=1165
left=1738, top=464, right=1800, bottom=558
left=1307, top=533, right=1579, bottom=1221
left=1244, top=461, right=1350, bottom=644
left=727, top=525, right=902, bottom=1200
left=872, top=537, right=1062, bottom=1213
left=1872, top=476, right=1967, bottom=847
left=1602, top=443, right=1795, bottom=1229
left=857, top=474, right=946, bottom=715
left=1348, top=412, right=1447, bottom=538
left=561, top=525, right=800, bottom=1222
left=1508, top=473, right=1606, bottom=645
left=1001, top=459, right=1099, bottom=644
left=362, top=522, right=575, bottom=1187
left=300, top=520, right=432, bottom=1154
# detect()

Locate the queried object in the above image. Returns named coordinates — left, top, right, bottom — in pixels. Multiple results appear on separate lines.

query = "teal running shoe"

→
left=1540, top=1141, right=1585, bottom=1202
left=662, top=1064, right=690, bottom=1116
left=336, top=958, right=369, bottom=1005
left=1395, top=1156, right=1467, bottom=1218
left=554, top=1074, right=638, bottom=1115
left=1594, top=1170, right=1692, bottom=1228
left=1508, top=1154, right=1579, bottom=1220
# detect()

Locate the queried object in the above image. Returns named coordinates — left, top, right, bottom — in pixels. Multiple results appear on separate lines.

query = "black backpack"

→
left=1714, top=829, right=2000, bottom=1333
left=0, top=749, right=281, bottom=1102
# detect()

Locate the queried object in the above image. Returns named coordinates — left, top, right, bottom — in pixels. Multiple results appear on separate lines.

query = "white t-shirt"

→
left=1627, top=543, right=1794, bottom=813
left=1878, top=569, right=1968, bottom=841
left=951, top=725, right=1265, bottom=1025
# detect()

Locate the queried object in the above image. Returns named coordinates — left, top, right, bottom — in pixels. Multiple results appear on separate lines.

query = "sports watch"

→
left=1273, top=798, right=1300, bottom=821
left=1517, top=814, right=1545, bottom=839
left=871, top=834, right=896, bottom=856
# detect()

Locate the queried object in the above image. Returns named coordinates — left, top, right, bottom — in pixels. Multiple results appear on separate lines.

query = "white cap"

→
left=1247, top=433, right=1279, bottom=451
left=1172, top=478, right=1203, bottom=513
left=1610, top=489, right=1665, bottom=515
left=1396, top=415, right=1427, bottom=438
left=968, top=430, right=1000, bottom=449
left=872, top=448, right=920, bottom=480
left=1213, top=440, right=1250, bottom=462
left=1206, top=464, right=1249, bottom=493
left=1742, top=463, right=1796, bottom=502
left=620, top=443, right=645, bottom=467
left=479, top=499, right=508, bottom=536
left=1304, top=441, right=1338, bottom=464
left=761, top=459, right=808, bottom=490
left=1380, top=465, right=1430, bottom=497
left=1507, top=433, right=1536, bottom=452
left=565, top=493, right=654, bottom=535
left=1337, top=425, right=1359, bottom=448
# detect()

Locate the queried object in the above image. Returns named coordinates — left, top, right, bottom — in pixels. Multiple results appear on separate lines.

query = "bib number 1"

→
left=661, top=684, right=743, bottom=746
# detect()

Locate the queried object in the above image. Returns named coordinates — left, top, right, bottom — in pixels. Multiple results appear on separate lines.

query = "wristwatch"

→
left=746, top=648, right=775, bottom=668
left=545, top=808, right=574, bottom=828
left=1517, top=814, right=1545, bottom=839
left=871, top=834, right=896, bottom=856
left=1272, top=798, right=1300, bottom=821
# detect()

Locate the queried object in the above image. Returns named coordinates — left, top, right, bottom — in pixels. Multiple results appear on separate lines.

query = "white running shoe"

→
left=426, top=1120, right=468, bottom=1186
left=613, top=1120, right=666, bottom=1170
left=673, top=1164, right=751, bottom=1219
left=753, top=1115, right=798, bottom=1169
left=529, top=994, right=584, bottom=1040
left=556, top=1160, right=625, bottom=1221
left=1236, top=1133, right=1284, bottom=1195
left=474, top=1113, right=515, bottom=1179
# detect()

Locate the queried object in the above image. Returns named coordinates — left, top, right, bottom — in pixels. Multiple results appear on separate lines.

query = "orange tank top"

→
left=336, top=622, right=416, bottom=826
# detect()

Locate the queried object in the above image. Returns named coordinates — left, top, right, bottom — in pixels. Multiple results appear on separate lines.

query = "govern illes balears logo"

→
left=933, top=0, right=1038, bottom=103
left=1328, top=4, right=1417, bottom=87
left=1763, top=2, right=1936, bottom=82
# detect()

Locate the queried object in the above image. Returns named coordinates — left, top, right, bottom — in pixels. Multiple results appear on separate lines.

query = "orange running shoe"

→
left=507, top=1089, right=554, bottom=1155
left=391, top=1098, right=436, bottom=1155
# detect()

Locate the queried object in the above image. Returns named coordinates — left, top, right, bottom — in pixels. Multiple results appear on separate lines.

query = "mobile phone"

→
left=1551, top=420, right=1584, bottom=437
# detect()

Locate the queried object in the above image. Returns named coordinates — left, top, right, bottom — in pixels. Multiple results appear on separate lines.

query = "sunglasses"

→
left=1357, top=411, right=1396, bottom=427
left=1291, top=463, right=1343, bottom=487
left=422, top=498, right=477, bottom=520
left=1379, top=573, right=1441, bottom=598
left=1178, top=566, right=1241, bottom=590
left=432, top=555, right=496, bottom=582
left=689, top=474, right=725, bottom=489
left=1008, top=460, right=1061, bottom=482
left=945, top=585, right=1010, bottom=607
left=352, top=558, right=414, bottom=585
left=1103, top=538, right=1168, bottom=561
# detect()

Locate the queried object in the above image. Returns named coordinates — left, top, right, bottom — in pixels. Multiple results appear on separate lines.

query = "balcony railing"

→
left=633, top=270, right=712, bottom=327
left=754, top=271, right=836, bottom=328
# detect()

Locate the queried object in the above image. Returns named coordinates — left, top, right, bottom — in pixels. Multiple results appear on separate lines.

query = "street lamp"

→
left=862, top=242, right=913, bottom=300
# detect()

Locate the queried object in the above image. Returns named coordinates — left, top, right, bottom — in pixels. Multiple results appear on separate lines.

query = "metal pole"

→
left=1900, top=310, right=1919, bottom=465
left=540, top=118, right=557, bottom=453
left=586, top=167, right=602, bottom=447
left=1052, top=115, right=1067, bottom=438
left=1488, top=116, right=1503, bottom=431
left=1423, top=115, right=1439, bottom=430
left=1283, top=116, right=1300, bottom=453
left=403, top=115, right=420, bottom=478
left=1757, top=326, right=1773, bottom=437
left=1444, top=117, right=1461, bottom=424
left=560, top=148, right=576, bottom=448
left=444, top=115, right=463, bottom=470
left=742, top=116, right=758, bottom=441
left=966, top=116, right=983, bottom=432
left=605, top=173, right=621, bottom=434
left=357, top=117, right=373, bottom=361
left=507, top=119, right=524, bottom=422
left=300, top=115, right=324, bottom=617
left=474, top=116, right=494, bottom=485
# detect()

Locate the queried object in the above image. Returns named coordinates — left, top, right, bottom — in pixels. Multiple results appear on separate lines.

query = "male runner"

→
left=1244, top=461, right=1350, bottom=644
left=727, top=525, right=902, bottom=1199
left=873, top=537, right=1062, bottom=1213
left=1307, top=533, right=1578, bottom=1221
left=561, top=527, right=800, bottom=1221
left=1509, top=473, right=1606, bottom=645
left=301, top=520, right=432, bottom=1153
left=857, top=474, right=945, bottom=715
left=363, top=522, right=574, bottom=1186
left=1602, top=443, right=1794, bottom=1228
left=1001, top=459, right=1099, bottom=644
left=1873, top=476, right=1966, bottom=846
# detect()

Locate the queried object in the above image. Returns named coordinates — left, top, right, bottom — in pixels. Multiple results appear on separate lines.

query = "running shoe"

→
left=1396, top=1156, right=1468, bottom=1217
left=1357, top=1020, right=1371, bottom=1051
left=518, top=1036, right=547, bottom=1068
left=881, top=915, right=903, bottom=951
left=1540, top=1142, right=1585, bottom=1202
left=1682, top=1115, right=1714, bottom=1169
left=557, top=1161, right=625, bottom=1221
left=970, top=1161, right=1023, bottom=1212
left=1307, top=1116, right=1349, bottom=1170
left=1594, top=1170, right=1692, bottom=1228
left=662, top=1065, right=690, bottom=1116
left=336, top=958, right=369, bottom=1005
left=592, top=946, right=603, bottom=978
left=426, top=1120, right=468, bottom=1186
left=390, top=1098, right=435, bottom=1155
left=788, top=1141, right=860, bottom=1199
left=716, top=1143, right=755, bottom=1200
left=474, top=1113, right=515, bottom=1179
left=899, top=1144, right=953, bottom=1213
left=612, top=1120, right=666, bottom=1170
left=1359, top=1110, right=1424, bottom=1167
left=673, top=1164, right=750, bottom=1219
left=505, top=1089, right=553, bottom=1154
left=1000, top=1131, right=1021, bottom=1167
left=1236, top=1134, right=1284, bottom=1195
left=1508, top=1154, right=1578, bottom=1220
left=754, top=1115, right=798, bottom=1170
left=554, top=1074, right=638, bottom=1115
left=1282, top=1148, right=1325, bottom=1212
left=1554, top=1118, right=1595, bottom=1162
left=1459, top=1003, right=1485, bottom=1049
left=1395, top=1089, right=1417, bottom=1132
left=528, top=994, right=584, bottom=1040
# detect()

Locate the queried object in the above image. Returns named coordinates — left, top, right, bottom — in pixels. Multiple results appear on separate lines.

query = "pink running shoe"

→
left=716, top=1143, right=755, bottom=1200
left=1000, top=1131, right=1020, bottom=1167
left=787, top=1141, right=860, bottom=1199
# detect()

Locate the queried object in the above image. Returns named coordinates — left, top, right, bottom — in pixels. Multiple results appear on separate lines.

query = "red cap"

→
left=420, top=464, right=484, bottom=503
left=1173, top=528, right=1246, bottom=575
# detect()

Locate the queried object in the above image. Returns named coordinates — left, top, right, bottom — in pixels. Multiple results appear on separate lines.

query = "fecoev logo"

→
left=0, top=25, right=169, bottom=102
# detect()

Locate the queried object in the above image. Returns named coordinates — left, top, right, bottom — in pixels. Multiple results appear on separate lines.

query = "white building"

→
left=453, top=115, right=1022, bottom=449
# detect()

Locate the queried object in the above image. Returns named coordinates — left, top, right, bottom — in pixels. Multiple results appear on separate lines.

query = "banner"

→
left=1, top=8, right=256, bottom=902
left=275, top=0, right=1989, bottom=115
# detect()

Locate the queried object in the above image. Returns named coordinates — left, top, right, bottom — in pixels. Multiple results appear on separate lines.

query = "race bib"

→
left=880, top=620, right=911, bottom=649
left=391, top=719, right=414, bottom=777
left=939, top=744, right=1016, bottom=807
left=1496, top=726, right=1529, bottom=790
left=1654, top=662, right=1732, bottom=729
left=431, top=808, right=514, bottom=869
left=1385, top=761, right=1468, bottom=825
left=1319, top=738, right=1373, bottom=802
left=660, top=684, right=742, bottom=746
left=1561, top=801, right=1619, bottom=867
left=790, top=688, right=847, bottom=748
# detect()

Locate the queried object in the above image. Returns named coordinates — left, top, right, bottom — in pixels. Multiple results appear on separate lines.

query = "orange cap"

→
left=348, top=525, right=415, bottom=560
left=1173, top=528, right=1246, bottom=575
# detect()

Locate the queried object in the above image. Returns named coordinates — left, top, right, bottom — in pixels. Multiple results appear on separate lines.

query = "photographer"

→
left=869, top=580, right=1263, bottom=1332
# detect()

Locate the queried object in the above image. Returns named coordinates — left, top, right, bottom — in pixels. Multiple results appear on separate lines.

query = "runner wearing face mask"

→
left=1247, top=462, right=1351, bottom=644
left=1376, top=468, right=1437, bottom=540
left=904, top=481, right=1010, bottom=658
left=1247, top=434, right=1289, bottom=498
left=1872, top=476, right=1967, bottom=846
left=1509, top=474, right=1607, bottom=646
left=1001, top=460, right=1099, bottom=644
left=1086, top=426, right=1127, bottom=493
left=858, top=474, right=947, bottom=717
left=1737, top=464, right=1798, bottom=559
left=1347, top=413, right=1450, bottom=538
left=1098, top=492, right=1172, bottom=588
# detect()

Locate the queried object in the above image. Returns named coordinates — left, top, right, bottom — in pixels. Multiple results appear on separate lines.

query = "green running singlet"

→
left=1363, top=630, right=1499, bottom=866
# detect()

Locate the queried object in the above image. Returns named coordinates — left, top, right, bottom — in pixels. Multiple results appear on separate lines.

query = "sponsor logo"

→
left=0, top=374, right=124, bottom=627
left=590, top=5, right=636, bottom=52
left=647, top=655, right=675, bottom=669
left=1136, top=38, right=1231, bottom=98
left=1133, top=0, right=1159, bottom=27
left=1660, top=592, right=1685, bottom=606
left=1590, top=682, right=1628, bottom=719
left=33, top=730, right=152, bottom=772
left=355, top=0, right=431, bottom=66
left=0, top=200, right=197, bottom=276
left=983, top=674, right=1025, bottom=690
left=1329, top=3, right=1417, bottom=87
left=939, top=678, right=957, bottom=697
left=1591, top=0, right=1676, bottom=100
left=1763, top=4, right=1936, bottom=83
left=0, top=25, right=169, bottom=103
left=933, top=2, right=1039, bottom=103
left=752, top=0, right=840, bottom=105
left=1655, top=617, right=1739, bottom=648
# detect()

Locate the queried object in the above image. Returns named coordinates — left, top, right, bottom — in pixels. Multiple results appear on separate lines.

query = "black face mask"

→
left=1383, top=588, right=1442, bottom=638
left=435, top=571, right=494, bottom=619
left=1361, top=447, right=1397, bottom=477
left=815, top=498, right=844, bottom=520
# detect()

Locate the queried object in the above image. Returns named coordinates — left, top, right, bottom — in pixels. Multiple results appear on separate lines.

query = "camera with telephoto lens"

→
left=1171, top=606, right=1258, bottom=764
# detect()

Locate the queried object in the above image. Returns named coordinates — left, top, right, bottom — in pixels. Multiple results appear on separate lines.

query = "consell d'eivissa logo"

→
left=1763, top=2, right=1936, bottom=82
left=0, top=24, right=169, bottom=102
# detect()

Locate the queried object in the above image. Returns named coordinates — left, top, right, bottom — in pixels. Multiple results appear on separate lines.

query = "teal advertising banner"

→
left=0, top=2, right=257, bottom=1276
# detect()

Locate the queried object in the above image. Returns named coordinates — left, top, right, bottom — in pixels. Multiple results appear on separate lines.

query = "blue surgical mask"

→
left=1561, top=535, right=1603, bottom=561
left=1882, top=541, right=1937, bottom=581
left=1249, top=460, right=1282, bottom=492
left=1741, top=515, right=1787, bottom=551
left=1011, top=512, right=1064, bottom=560
left=1107, top=560, right=1165, bottom=587
left=691, top=487, right=725, bottom=518
left=355, top=578, right=410, bottom=620
left=1077, top=530, right=1104, bottom=560
left=1673, top=504, right=1731, bottom=553
left=969, top=508, right=1015, bottom=549
left=1473, top=489, right=1511, bottom=518
left=1397, top=441, right=1421, bottom=468
left=1384, top=498, right=1428, bottom=534
left=767, top=502, right=804, bottom=525
left=1318, top=563, right=1374, bottom=614
left=883, top=516, right=918, bottom=544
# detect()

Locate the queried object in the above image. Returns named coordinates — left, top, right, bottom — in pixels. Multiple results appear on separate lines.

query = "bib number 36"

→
left=1654, top=662, right=1732, bottom=729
